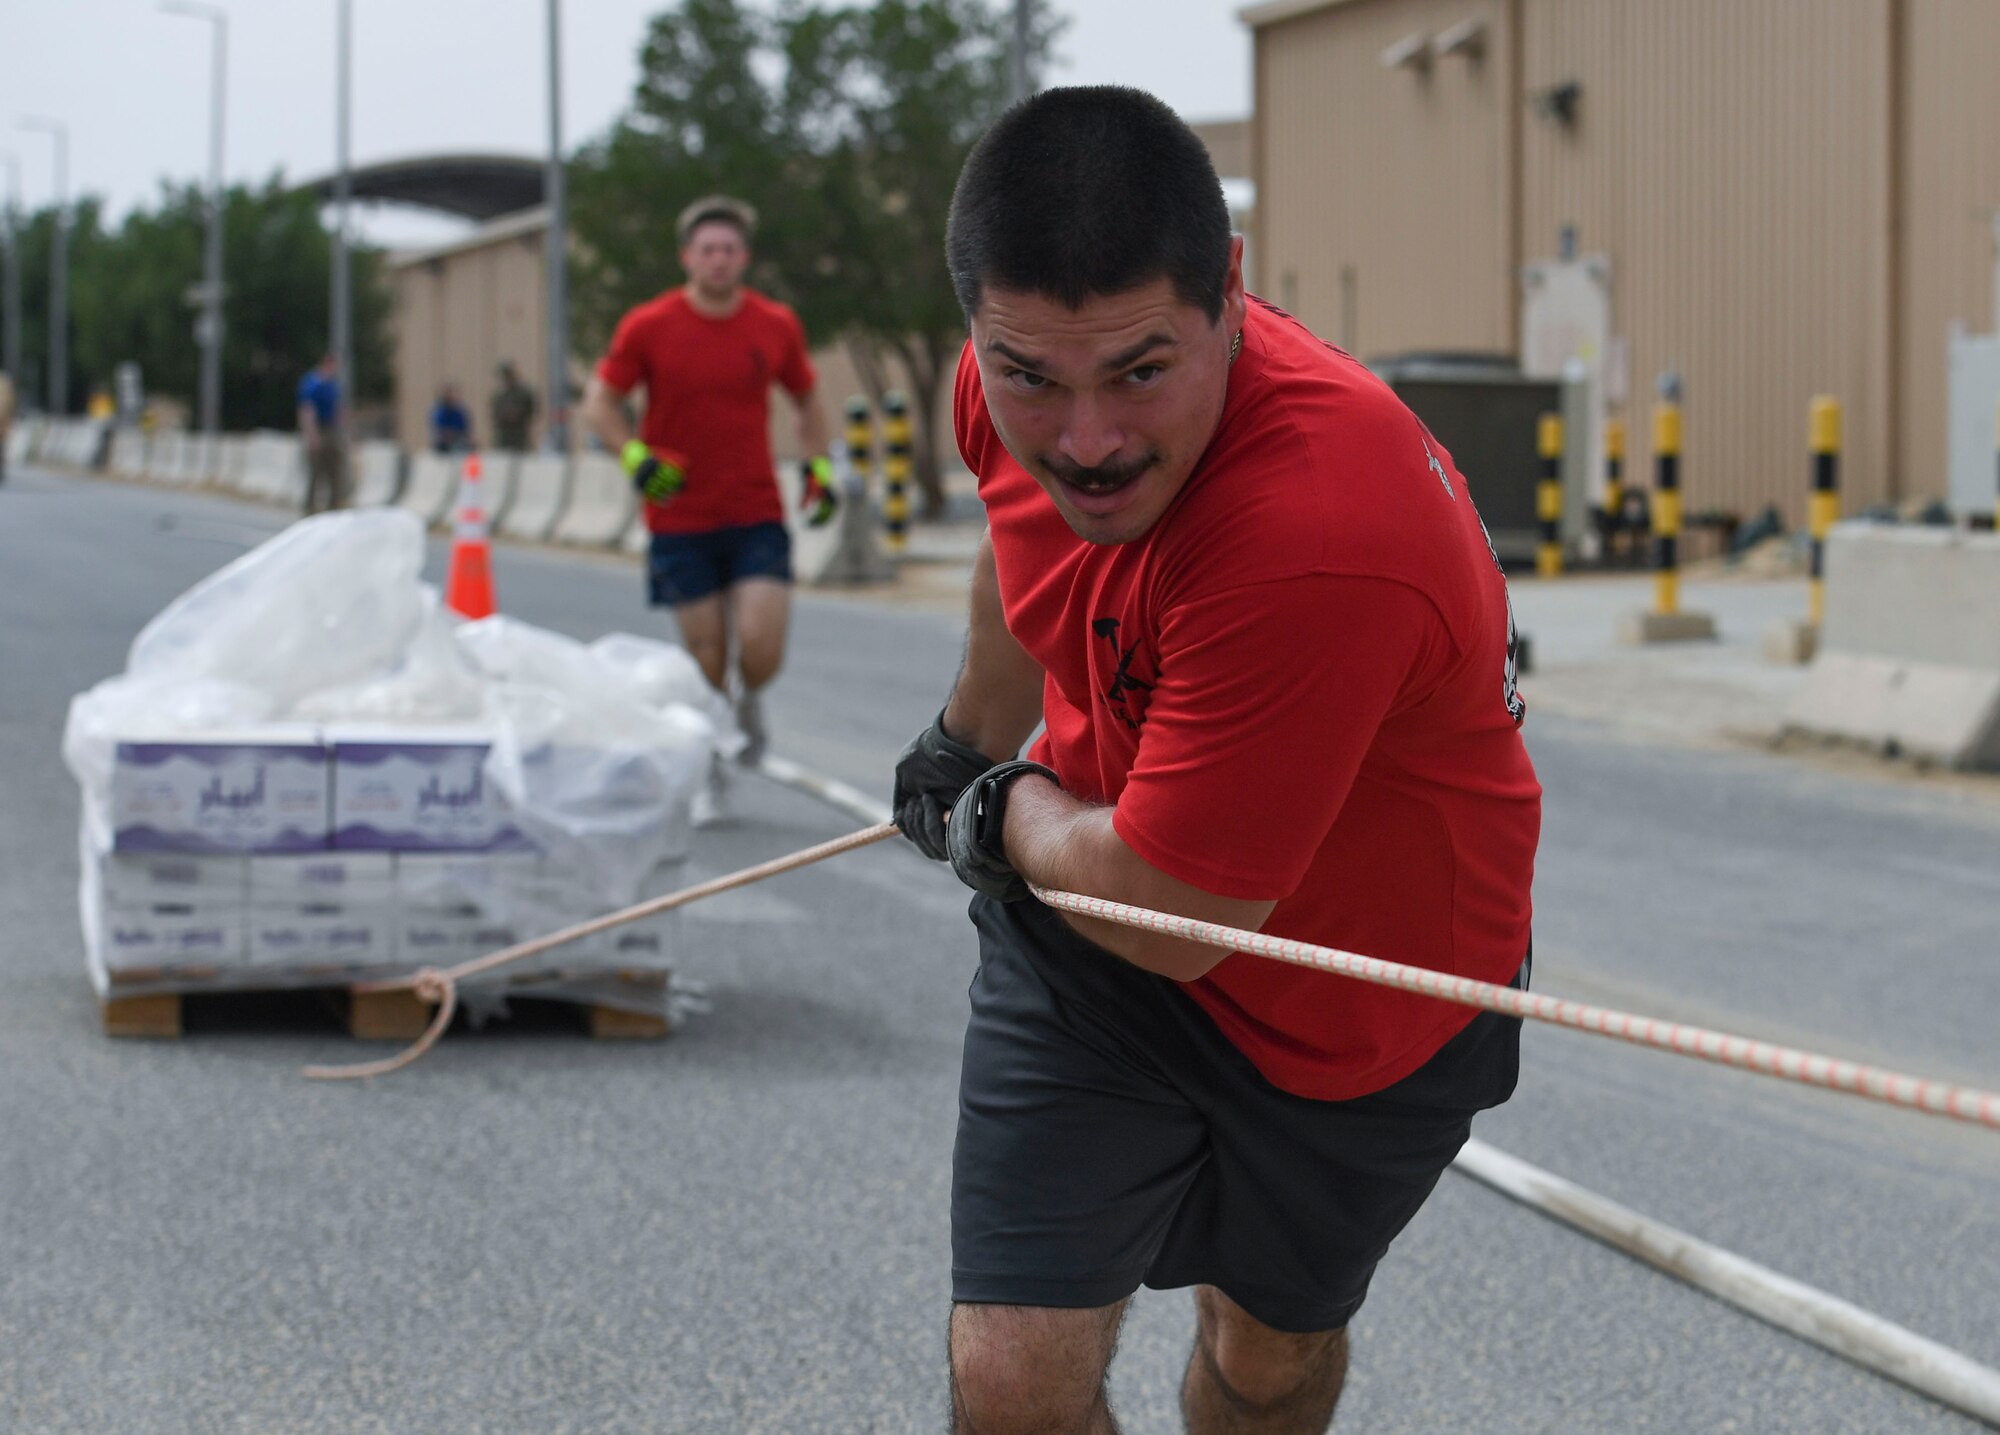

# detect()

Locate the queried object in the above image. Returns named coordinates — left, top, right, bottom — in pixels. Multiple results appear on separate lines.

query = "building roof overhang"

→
left=297, top=152, right=545, bottom=221
left=1239, top=0, right=1360, bottom=30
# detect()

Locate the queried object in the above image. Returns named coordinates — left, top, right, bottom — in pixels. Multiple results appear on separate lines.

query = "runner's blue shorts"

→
left=646, top=521, right=793, bottom=606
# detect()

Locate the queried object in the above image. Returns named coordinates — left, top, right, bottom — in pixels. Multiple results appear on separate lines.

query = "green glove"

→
left=800, top=455, right=838, bottom=528
left=622, top=438, right=686, bottom=502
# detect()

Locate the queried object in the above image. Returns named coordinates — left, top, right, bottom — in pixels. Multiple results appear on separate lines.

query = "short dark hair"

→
left=676, top=194, right=757, bottom=249
left=946, top=86, right=1231, bottom=321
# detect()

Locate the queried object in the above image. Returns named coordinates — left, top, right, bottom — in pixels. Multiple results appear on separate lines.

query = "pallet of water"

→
left=80, top=727, right=690, bottom=1041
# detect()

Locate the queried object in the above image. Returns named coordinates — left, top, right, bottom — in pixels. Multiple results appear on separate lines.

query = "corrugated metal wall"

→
left=1517, top=0, right=1895, bottom=522
left=1899, top=0, right=2000, bottom=497
left=1254, top=0, right=1515, bottom=357
left=1252, top=0, right=2000, bottom=523
left=391, top=232, right=546, bottom=452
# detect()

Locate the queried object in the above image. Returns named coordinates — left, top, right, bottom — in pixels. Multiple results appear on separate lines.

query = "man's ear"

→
left=1222, top=235, right=1248, bottom=335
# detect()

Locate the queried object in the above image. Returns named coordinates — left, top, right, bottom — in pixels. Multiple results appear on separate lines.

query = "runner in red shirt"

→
left=582, top=196, right=834, bottom=816
left=891, top=89, right=1541, bottom=1433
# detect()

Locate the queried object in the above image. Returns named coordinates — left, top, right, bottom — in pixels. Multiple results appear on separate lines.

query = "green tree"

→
left=569, top=0, right=1057, bottom=515
left=10, top=178, right=392, bottom=429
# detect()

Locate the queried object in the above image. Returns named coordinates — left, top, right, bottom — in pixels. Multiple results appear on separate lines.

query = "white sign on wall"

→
left=1522, top=255, right=1614, bottom=547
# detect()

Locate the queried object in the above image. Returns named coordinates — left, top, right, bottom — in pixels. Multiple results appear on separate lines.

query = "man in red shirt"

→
left=582, top=195, right=834, bottom=811
left=892, top=89, right=1541, bottom=1432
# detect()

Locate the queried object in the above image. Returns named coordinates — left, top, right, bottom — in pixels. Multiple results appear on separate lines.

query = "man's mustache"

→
left=1041, top=451, right=1161, bottom=488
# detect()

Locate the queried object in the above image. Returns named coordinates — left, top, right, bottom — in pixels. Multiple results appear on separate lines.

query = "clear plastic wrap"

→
left=64, top=511, right=717, bottom=1013
left=125, top=508, right=428, bottom=713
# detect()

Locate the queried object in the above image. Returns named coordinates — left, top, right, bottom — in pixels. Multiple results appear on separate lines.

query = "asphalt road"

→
left=3, top=465, right=1997, bottom=1434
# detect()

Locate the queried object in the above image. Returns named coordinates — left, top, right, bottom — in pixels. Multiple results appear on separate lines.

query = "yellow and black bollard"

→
left=843, top=396, right=875, bottom=490
left=882, top=392, right=912, bottom=557
left=1536, top=412, right=1564, bottom=578
left=1807, top=396, right=1841, bottom=627
left=1652, top=397, right=1683, bottom=615
left=1603, top=416, right=1626, bottom=559
left=1618, top=374, right=1715, bottom=644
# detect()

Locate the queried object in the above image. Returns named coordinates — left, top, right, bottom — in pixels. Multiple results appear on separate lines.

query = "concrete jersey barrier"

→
left=239, top=432, right=304, bottom=506
left=351, top=440, right=404, bottom=507
left=107, top=430, right=146, bottom=477
left=1785, top=524, right=2000, bottom=768
left=499, top=454, right=568, bottom=541
left=6, top=417, right=40, bottom=466
left=398, top=451, right=459, bottom=525
left=551, top=451, right=636, bottom=547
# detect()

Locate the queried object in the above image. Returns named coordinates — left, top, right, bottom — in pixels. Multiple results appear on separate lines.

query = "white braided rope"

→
left=1031, top=887, right=2000, bottom=1132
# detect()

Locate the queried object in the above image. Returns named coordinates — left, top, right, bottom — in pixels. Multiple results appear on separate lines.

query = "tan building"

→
left=1245, top=0, right=2000, bottom=524
left=387, top=210, right=951, bottom=470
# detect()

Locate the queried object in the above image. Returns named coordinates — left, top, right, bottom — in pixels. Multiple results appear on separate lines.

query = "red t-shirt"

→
left=596, top=287, right=816, bottom=535
left=958, top=296, right=1543, bottom=1101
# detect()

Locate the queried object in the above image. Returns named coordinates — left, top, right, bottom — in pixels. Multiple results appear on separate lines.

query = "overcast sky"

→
left=2, top=0, right=1252, bottom=247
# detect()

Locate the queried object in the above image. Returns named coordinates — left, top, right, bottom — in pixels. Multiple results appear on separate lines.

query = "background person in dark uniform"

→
left=490, top=360, right=538, bottom=453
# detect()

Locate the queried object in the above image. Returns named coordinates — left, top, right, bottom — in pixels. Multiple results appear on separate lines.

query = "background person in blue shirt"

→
left=296, top=354, right=347, bottom=514
left=430, top=384, right=473, bottom=453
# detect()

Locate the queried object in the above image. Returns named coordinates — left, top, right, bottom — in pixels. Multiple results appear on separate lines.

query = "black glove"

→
left=947, top=760, right=1058, bottom=903
left=892, top=711, right=995, bottom=861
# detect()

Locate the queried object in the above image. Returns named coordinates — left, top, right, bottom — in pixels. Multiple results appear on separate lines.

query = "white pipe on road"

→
left=1453, top=1139, right=2000, bottom=1429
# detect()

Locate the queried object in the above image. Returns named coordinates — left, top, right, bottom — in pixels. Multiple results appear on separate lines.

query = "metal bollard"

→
left=1536, top=412, right=1564, bottom=578
left=1652, top=396, right=1684, bottom=615
left=1603, top=415, right=1626, bottom=559
left=843, top=395, right=874, bottom=493
left=1807, top=396, right=1841, bottom=627
left=882, top=392, right=912, bottom=556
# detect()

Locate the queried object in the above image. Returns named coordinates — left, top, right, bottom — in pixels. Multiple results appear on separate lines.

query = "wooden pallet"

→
left=99, top=966, right=674, bottom=1042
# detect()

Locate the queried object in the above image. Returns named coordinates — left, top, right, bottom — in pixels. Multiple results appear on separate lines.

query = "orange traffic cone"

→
left=445, top=452, right=496, bottom=619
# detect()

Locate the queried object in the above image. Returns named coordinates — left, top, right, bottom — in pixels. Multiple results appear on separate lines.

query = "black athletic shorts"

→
left=952, top=894, right=1525, bottom=1334
left=646, top=521, right=793, bottom=606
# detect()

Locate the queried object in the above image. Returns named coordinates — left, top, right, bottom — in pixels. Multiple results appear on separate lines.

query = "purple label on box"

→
left=111, top=741, right=329, bottom=854
left=330, top=741, right=537, bottom=853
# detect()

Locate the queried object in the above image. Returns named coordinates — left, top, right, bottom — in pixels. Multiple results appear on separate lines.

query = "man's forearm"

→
left=1000, top=777, right=1276, bottom=982
left=581, top=377, right=635, bottom=453
left=795, top=390, right=830, bottom=458
left=942, top=532, right=1044, bottom=761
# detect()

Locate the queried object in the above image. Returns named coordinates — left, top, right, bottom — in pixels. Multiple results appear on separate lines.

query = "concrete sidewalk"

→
left=1511, top=572, right=1812, bottom=749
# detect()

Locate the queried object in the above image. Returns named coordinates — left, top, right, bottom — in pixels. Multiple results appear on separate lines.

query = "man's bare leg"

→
left=727, top=577, right=790, bottom=763
left=1181, top=1286, right=1349, bottom=1435
left=670, top=593, right=730, bottom=691
left=951, top=1300, right=1127, bottom=1434
left=729, top=577, right=791, bottom=691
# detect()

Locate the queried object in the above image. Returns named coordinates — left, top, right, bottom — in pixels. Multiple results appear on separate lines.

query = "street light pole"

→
left=1, top=153, right=21, bottom=391
left=162, top=2, right=229, bottom=439
left=1010, top=0, right=1032, bottom=106
left=330, top=0, right=353, bottom=437
left=545, top=0, right=569, bottom=455
left=17, top=116, right=68, bottom=414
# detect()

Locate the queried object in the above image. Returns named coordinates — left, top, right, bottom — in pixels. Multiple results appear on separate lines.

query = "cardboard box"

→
left=393, top=851, right=602, bottom=919
left=111, top=734, right=329, bottom=854
left=98, top=853, right=249, bottom=907
left=397, top=908, right=523, bottom=965
left=246, top=904, right=392, bottom=968
left=96, top=902, right=246, bottom=971
left=247, top=853, right=395, bottom=906
left=328, top=730, right=536, bottom=854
